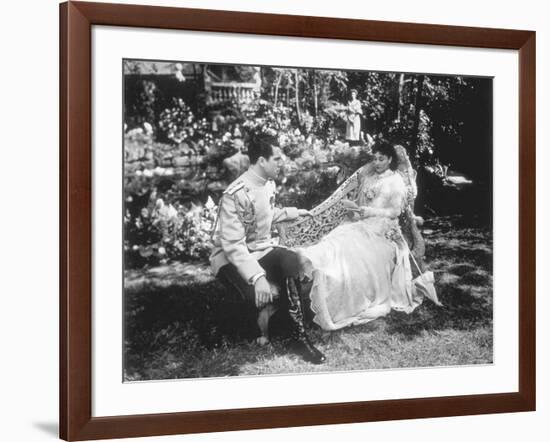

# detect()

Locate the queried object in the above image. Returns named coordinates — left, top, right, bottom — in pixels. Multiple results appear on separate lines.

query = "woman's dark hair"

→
left=247, top=133, right=278, bottom=164
left=349, top=88, right=358, bottom=96
left=372, top=139, right=399, bottom=171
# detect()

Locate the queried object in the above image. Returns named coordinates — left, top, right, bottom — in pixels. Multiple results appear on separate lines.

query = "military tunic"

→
left=209, top=169, right=299, bottom=283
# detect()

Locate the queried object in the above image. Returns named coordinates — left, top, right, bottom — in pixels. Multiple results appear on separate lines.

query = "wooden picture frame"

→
left=59, top=1, right=536, bottom=440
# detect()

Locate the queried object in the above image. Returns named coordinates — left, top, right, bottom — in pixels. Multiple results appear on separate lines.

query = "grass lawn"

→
left=124, top=215, right=492, bottom=381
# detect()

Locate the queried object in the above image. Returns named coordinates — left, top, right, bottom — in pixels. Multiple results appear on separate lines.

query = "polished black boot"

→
left=285, top=277, right=326, bottom=364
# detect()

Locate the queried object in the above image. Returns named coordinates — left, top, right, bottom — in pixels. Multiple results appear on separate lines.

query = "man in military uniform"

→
left=210, top=133, right=326, bottom=364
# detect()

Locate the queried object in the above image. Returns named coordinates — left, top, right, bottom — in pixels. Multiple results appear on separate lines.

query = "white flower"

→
left=166, top=204, right=178, bottom=218
left=143, top=122, right=153, bottom=134
left=205, top=196, right=216, bottom=210
left=155, top=199, right=165, bottom=210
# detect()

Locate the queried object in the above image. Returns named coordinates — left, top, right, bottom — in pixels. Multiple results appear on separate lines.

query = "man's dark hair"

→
left=372, top=139, right=399, bottom=171
left=247, top=133, right=278, bottom=164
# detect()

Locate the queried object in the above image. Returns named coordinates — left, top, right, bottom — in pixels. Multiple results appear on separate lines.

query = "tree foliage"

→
left=123, top=63, right=492, bottom=267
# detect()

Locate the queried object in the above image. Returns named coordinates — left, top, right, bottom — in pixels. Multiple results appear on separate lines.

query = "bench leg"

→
left=256, top=304, right=278, bottom=345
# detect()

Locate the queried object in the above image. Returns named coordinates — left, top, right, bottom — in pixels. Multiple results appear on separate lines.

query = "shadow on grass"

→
left=124, top=215, right=493, bottom=380
left=124, top=274, right=305, bottom=380
left=384, top=283, right=491, bottom=339
left=385, top=217, right=492, bottom=339
left=126, top=279, right=254, bottom=379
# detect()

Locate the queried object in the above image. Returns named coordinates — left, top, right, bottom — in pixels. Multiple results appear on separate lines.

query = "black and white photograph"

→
left=3, top=0, right=546, bottom=440
left=123, top=59, right=493, bottom=381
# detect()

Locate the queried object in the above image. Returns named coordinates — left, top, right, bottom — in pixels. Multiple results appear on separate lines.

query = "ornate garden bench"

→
left=256, top=145, right=428, bottom=342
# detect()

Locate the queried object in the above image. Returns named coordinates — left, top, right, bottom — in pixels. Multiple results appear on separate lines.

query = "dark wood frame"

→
left=59, top=1, right=536, bottom=440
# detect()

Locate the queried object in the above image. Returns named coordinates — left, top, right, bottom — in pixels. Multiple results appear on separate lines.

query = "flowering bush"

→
left=124, top=196, right=218, bottom=268
left=240, top=99, right=292, bottom=139
left=124, top=96, right=379, bottom=268
left=158, top=98, right=196, bottom=144
left=158, top=99, right=216, bottom=148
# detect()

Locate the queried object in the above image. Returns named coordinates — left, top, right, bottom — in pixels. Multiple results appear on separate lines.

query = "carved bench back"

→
left=277, top=145, right=426, bottom=269
left=277, top=168, right=364, bottom=248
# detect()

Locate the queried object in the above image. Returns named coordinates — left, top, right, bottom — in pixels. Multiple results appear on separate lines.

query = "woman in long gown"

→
left=296, top=141, right=430, bottom=331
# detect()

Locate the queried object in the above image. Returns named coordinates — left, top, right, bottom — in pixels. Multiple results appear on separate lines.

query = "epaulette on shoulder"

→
left=223, top=181, right=245, bottom=195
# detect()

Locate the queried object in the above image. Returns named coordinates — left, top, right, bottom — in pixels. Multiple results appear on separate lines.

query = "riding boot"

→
left=284, top=277, right=326, bottom=364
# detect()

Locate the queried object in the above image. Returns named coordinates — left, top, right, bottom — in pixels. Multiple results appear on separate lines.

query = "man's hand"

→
left=297, top=209, right=313, bottom=217
left=254, top=276, right=273, bottom=309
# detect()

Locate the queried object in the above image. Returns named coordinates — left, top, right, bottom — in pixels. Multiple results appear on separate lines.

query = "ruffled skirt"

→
left=296, top=217, right=423, bottom=330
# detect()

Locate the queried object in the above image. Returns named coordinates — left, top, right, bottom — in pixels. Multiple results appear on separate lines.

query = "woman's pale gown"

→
left=297, top=169, right=424, bottom=330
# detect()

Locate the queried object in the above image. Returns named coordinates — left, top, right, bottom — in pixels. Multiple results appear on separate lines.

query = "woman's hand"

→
left=341, top=199, right=361, bottom=218
left=341, top=199, right=359, bottom=209
left=297, top=209, right=313, bottom=217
